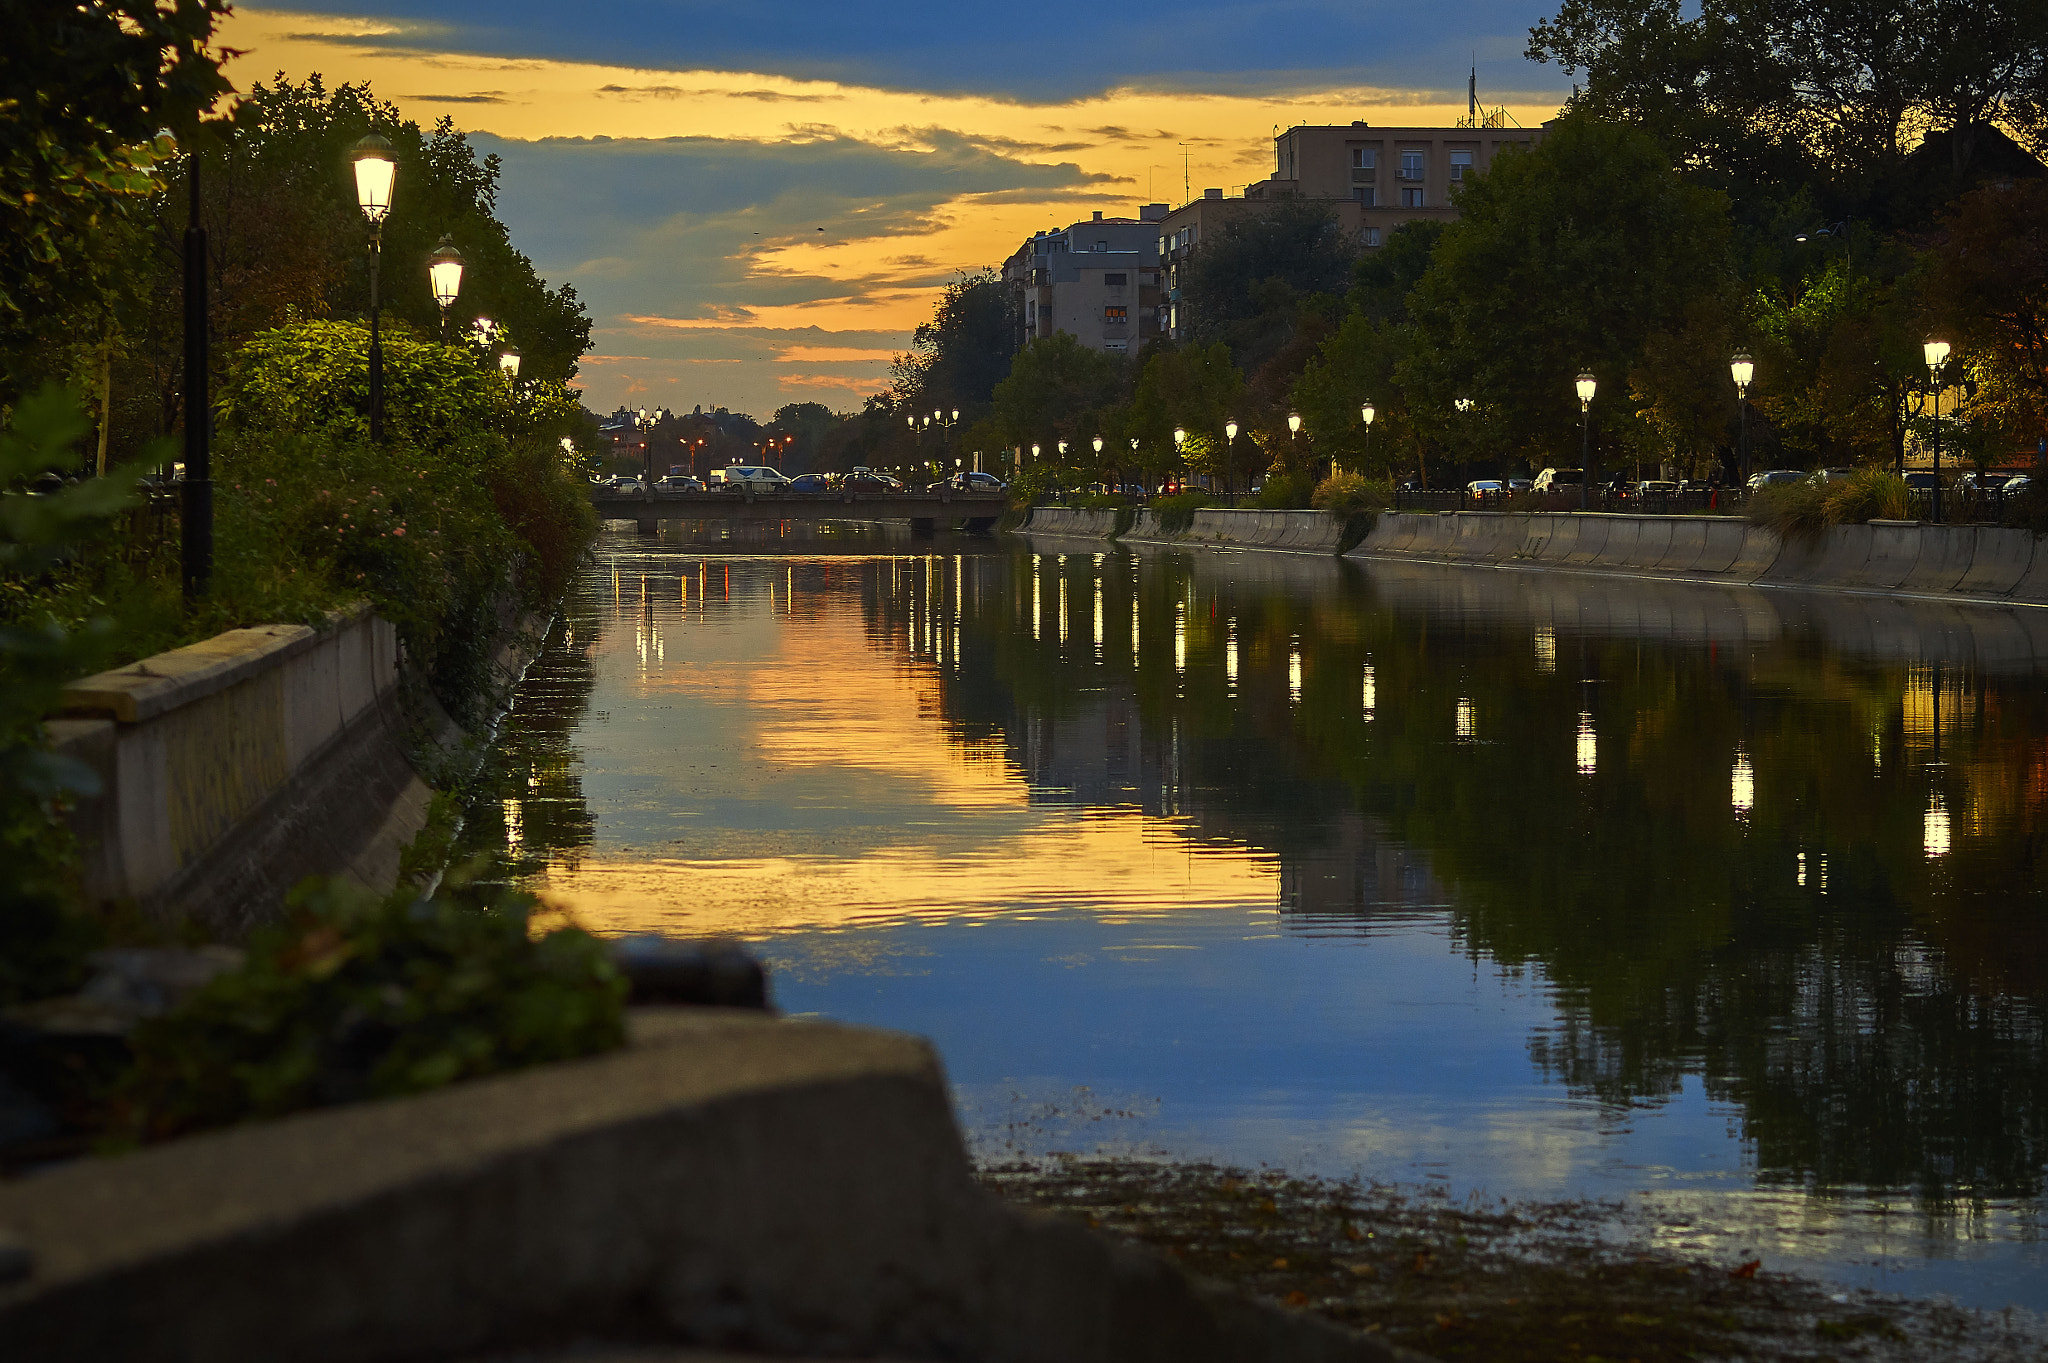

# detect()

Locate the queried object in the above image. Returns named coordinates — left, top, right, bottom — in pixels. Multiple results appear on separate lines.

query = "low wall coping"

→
left=57, top=605, right=372, bottom=724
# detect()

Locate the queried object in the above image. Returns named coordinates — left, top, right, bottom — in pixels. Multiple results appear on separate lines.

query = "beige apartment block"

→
left=1001, top=206, right=1168, bottom=356
left=1159, top=119, right=1544, bottom=340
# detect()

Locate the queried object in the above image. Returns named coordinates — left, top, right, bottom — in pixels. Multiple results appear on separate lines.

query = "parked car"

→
left=785, top=473, right=831, bottom=492
left=653, top=474, right=702, bottom=492
left=1903, top=471, right=1943, bottom=492
left=712, top=465, right=792, bottom=492
left=944, top=471, right=1006, bottom=493
left=841, top=471, right=900, bottom=493
left=2004, top=474, right=2033, bottom=495
left=1747, top=469, right=1806, bottom=489
left=1465, top=479, right=1505, bottom=496
left=1806, top=467, right=1856, bottom=485
left=1954, top=471, right=2014, bottom=493
left=604, top=476, right=647, bottom=494
left=1532, top=468, right=1583, bottom=491
left=1633, top=479, right=1682, bottom=495
left=1504, top=478, right=1532, bottom=493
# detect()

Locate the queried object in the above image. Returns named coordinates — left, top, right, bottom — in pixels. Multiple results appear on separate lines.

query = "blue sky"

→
left=225, top=3, right=1571, bottom=416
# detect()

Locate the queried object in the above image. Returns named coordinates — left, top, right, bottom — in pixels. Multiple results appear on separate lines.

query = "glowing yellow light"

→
left=1732, top=751, right=1754, bottom=815
left=1924, top=792, right=1951, bottom=858
left=1575, top=712, right=1596, bottom=774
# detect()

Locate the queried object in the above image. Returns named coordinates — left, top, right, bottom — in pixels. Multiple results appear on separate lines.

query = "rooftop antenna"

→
left=1469, top=55, right=1477, bottom=126
left=1179, top=143, right=1190, bottom=205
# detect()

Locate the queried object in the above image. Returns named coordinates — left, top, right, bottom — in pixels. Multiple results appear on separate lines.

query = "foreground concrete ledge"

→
left=0, top=1010, right=1421, bottom=1363
left=59, top=605, right=372, bottom=724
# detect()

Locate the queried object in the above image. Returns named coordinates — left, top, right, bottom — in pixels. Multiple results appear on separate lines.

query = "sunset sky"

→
left=218, top=4, right=1571, bottom=418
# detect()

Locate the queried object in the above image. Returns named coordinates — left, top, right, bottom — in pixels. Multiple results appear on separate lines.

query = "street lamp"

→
left=1575, top=372, right=1597, bottom=511
left=1925, top=338, right=1951, bottom=522
left=499, top=347, right=521, bottom=381
left=1224, top=420, right=1240, bottom=500
left=1359, top=402, right=1375, bottom=483
left=350, top=132, right=397, bottom=442
left=1729, top=352, right=1753, bottom=486
left=428, top=236, right=464, bottom=341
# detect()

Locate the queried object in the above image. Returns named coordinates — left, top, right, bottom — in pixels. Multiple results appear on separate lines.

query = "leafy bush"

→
left=1821, top=469, right=1914, bottom=524
left=116, top=874, right=626, bottom=1142
left=1254, top=471, right=1316, bottom=509
left=1, top=388, right=156, bottom=1003
left=1312, top=472, right=1389, bottom=517
left=1154, top=490, right=1213, bottom=534
left=1747, top=480, right=1828, bottom=539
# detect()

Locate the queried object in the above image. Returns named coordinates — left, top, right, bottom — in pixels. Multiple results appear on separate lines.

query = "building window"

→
left=1402, top=187, right=1425, bottom=208
left=1355, top=187, right=1377, bottom=207
left=1104, top=272, right=1127, bottom=286
left=1351, top=148, right=1376, bottom=184
left=1399, top=150, right=1424, bottom=180
left=1104, top=340, right=1128, bottom=353
left=1104, top=306, right=1128, bottom=322
left=1362, top=227, right=1381, bottom=247
left=1096, top=239, right=1109, bottom=251
left=1450, top=150, right=1473, bottom=181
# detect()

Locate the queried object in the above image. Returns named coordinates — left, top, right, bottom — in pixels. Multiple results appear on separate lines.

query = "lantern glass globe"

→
left=350, top=134, right=396, bottom=224
left=1575, top=372, right=1597, bottom=404
left=1092, top=436, right=1104, bottom=453
left=1924, top=338, right=1951, bottom=368
left=1287, top=413, right=1302, bottom=433
left=1729, top=353, right=1754, bottom=390
left=1361, top=403, right=1375, bottom=426
left=500, top=349, right=522, bottom=379
left=428, top=240, right=464, bottom=310
left=1173, top=427, right=1186, bottom=446
left=1225, top=421, right=1238, bottom=441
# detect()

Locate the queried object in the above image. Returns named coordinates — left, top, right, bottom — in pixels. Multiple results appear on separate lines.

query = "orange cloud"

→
left=774, top=345, right=900, bottom=363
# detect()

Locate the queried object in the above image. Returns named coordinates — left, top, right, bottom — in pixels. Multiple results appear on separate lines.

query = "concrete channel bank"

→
left=0, top=1009, right=1421, bottom=1363
left=42, top=604, right=543, bottom=936
left=1018, top=505, right=2048, bottom=609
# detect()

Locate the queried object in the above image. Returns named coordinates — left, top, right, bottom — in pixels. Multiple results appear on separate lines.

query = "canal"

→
left=463, top=524, right=2048, bottom=1312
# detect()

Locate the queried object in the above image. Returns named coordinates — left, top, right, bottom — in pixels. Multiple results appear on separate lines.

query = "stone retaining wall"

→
left=0, top=1009, right=1420, bottom=1363
left=1353, top=512, right=2048, bottom=606
left=1019, top=506, right=1344, bottom=553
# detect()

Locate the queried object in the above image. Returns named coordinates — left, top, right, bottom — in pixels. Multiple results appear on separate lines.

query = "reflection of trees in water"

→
left=940, top=546, right=2048, bottom=1200
left=455, top=572, right=603, bottom=872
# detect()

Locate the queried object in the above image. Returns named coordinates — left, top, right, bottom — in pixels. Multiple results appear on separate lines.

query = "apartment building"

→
left=1159, top=120, right=1542, bottom=341
left=1001, top=205, right=1169, bottom=355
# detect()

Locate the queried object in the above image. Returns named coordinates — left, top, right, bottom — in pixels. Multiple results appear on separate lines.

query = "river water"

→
left=465, top=523, right=2048, bottom=1312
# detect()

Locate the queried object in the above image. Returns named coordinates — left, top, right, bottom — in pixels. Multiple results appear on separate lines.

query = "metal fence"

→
left=1389, top=486, right=2034, bottom=526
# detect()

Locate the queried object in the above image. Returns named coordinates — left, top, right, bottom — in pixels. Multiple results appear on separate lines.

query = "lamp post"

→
left=428, top=237, right=464, bottom=342
left=1225, top=420, right=1238, bottom=500
left=350, top=133, right=396, bottom=443
left=499, top=347, right=521, bottom=382
left=1925, top=338, right=1951, bottom=523
left=181, top=136, right=212, bottom=601
left=1575, top=372, right=1597, bottom=511
left=1359, top=402, right=1376, bottom=483
left=1729, top=352, right=1753, bottom=488
left=635, top=405, right=654, bottom=487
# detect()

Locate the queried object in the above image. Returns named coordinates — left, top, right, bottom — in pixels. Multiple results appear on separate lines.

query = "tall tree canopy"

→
left=889, top=270, right=1015, bottom=419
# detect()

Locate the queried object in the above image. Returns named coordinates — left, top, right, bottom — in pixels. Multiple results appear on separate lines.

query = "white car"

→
left=713, top=465, right=792, bottom=492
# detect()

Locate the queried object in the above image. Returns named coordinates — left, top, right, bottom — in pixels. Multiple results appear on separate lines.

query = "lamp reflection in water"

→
left=1225, top=623, right=1238, bottom=689
left=1362, top=663, right=1376, bottom=719
left=1535, top=626, right=1557, bottom=674
left=1289, top=642, right=1302, bottom=703
left=1093, top=580, right=1103, bottom=655
left=1030, top=562, right=1041, bottom=641
left=1924, top=792, right=1952, bottom=858
left=1575, top=712, right=1596, bottom=774
left=1456, top=697, right=1476, bottom=742
left=1732, top=750, right=1755, bottom=815
left=1174, top=604, right=1187, bottom=674
left=1058, top=574, right=1068, bottom=646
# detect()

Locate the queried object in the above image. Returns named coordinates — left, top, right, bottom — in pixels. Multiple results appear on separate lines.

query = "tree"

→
left=0, top=0, right=233, bottom=395
left=1179, top=199, right=1353, bottom=373
left=989, top=332, right=1126, bottom=450
left=1929, top=177, right=2048, bottom=444
left=890, top=270, right=1016, bottom=418
left=1528, top=0, right=2048, bottom=221
left=1406, top=117, right=1735, bottom=470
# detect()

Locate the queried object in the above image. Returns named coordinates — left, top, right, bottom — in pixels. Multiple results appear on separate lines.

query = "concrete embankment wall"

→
left=0, top=1009, right=1417, bottom=1363
left=43, top=607, right=543, bottom=935
left=1354, top=512, right=2048, bottom=607
left=1019, top=505, right=1344, bottom=552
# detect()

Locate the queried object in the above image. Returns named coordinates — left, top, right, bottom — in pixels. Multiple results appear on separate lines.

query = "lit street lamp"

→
left=428, top=236, right=464, bottom=341
left=1575, top=372, right=1597, bottom=511
left=1925, top=337, right=1951, bottom=522
left=1359, top=402, right=1375, bottom=482
left=1730, top=352, right=1753, bottom=486
left=350, top=133, right=397, bottom=443
left=499, top=347, right=521, bottom=381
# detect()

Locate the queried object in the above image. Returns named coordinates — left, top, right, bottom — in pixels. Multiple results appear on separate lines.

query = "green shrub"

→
left=1, top=388, right=153, bottom=1003
left=1821, top=469, right=1914, bottom=524
left=1154, top=490, right=1213, bottom=534
left=1747, top=480, right=1828, bottom=539
left=1254, top=471, right=1316, bottom=509
left=1312, top=472, right=1389, bottom=517
left=116, top=873, right=626, bottom=1142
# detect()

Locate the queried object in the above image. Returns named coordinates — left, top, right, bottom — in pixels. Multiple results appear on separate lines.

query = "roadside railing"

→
left=1392, top=488, right=1746, bottom=515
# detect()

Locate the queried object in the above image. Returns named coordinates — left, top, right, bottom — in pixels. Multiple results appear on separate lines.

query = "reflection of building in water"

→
left=1278, top=808, right=1451, bottom=927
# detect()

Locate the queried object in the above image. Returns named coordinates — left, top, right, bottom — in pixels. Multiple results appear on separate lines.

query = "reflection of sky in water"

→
left=516, top=531, right=2047, bottom=1312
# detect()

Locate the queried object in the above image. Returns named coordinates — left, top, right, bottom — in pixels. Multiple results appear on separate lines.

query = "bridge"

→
left=589, top=489, right=1010, bottom=534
